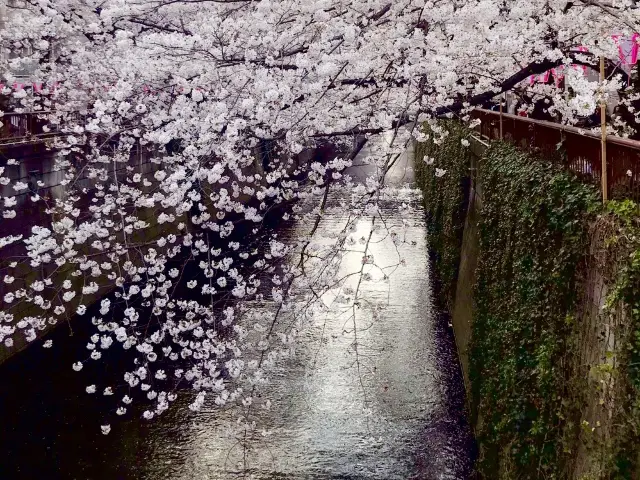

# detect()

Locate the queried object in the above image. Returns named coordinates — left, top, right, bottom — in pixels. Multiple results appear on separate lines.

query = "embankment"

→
left=416, top=122, right=640, bottom=479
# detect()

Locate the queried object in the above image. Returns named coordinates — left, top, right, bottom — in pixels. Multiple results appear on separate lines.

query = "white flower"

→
left=103, top=387, right=113, bottom=396
left=627, top=169, right=633, bottom=177
left=77, top=305, right=87, bottom=315
left=423, top=156, right=435, bottom=165
left=101, top=424, right=111, bottom=435
left=62, top=291, right=76, bottom=302
left=86, top=385, right=96, bottom=394
left=461, top=138, right=470, bottom=147
left=142, top=410, right=154, bottom=420
left=122, top=395, right=133, bottom=404
left=43, top=340, right=53, bottom=348
left=72, top=362, right=83, bottom=371
left=435, top=168, right=447, bottom=178
left=187, top=280, right=197, bottom=289
left=116, top=407, right=127, bottom=415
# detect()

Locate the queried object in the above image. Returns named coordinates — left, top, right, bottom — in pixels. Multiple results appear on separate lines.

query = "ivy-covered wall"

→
left=415, top=122, right=640, bottom=479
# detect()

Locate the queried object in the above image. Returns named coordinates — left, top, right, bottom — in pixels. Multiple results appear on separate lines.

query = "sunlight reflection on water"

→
left=136, top=140, right=475, bottom=479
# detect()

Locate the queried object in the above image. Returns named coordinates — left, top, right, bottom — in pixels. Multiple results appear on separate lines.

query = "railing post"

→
left=499, top=94, right=504, bottom=140
left=600, top=56, right=608, bottom=203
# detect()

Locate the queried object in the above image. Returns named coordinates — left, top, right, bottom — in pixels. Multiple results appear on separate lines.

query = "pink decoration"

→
left=552, top=66, right=565, bottom=87
left=613, top=33, right=639, bottom=65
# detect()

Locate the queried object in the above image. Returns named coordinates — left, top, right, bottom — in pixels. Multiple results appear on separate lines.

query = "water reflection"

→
left=0, top=137, right=475, bottom=479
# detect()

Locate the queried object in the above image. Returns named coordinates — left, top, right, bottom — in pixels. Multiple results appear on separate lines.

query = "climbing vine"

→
left=470, top=142, right=599, bottom=479
left=414, top=121, right=472, bottom=306
left=416, top=121, right=640, bottom=479
left=588, top=200, right=640, bottom=479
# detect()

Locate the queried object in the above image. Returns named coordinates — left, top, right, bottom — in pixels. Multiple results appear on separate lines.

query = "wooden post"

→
left=600, top=56, right=608, bottom=203
left=499, top=93, right=504, bottom=139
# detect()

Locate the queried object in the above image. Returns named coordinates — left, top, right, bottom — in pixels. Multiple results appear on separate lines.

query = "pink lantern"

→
left=552, top=66, right=565, bottom=87
left=571, top=46, right=589, bottom=74
left=612, top=33, right=639, bottom=65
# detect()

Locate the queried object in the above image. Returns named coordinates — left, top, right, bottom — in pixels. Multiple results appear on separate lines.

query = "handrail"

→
left=1, top=110, right=55, bottom=116
left=474, top=108, right=640, bottom=150
left=0, top=132, right=63, bottom=147
left=472, top=108, right=640, bottom=202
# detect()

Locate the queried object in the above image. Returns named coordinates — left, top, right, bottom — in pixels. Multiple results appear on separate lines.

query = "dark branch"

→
left=312, top=55, right=591, bottom=137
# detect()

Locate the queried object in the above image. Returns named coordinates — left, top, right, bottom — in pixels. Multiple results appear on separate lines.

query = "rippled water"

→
left=0, top=136, right=475, bottom=479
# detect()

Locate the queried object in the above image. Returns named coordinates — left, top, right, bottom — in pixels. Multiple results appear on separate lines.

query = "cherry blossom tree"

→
left=0, top=0, right=639, bottom=433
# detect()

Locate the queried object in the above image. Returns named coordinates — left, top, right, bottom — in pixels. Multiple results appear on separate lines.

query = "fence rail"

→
left=6, top=108, right=640, bottom=201
left=0, top=111, right=64, bottom=147
left=471, top=109, right=640, bottom=202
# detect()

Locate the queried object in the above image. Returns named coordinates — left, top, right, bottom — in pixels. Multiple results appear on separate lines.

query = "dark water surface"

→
left=0, top=137, right=475, bottom=479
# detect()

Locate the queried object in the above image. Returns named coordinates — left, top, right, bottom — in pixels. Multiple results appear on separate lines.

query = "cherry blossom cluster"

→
left=0, top=0, right=638, bottom=433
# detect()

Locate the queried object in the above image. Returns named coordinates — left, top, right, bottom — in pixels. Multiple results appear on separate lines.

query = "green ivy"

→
left=470, top=142, right=600, bottom=479
left=598, top=200, right=640, bottom=479
left=415, top=122, right=640, bottom=479
left=414, top=121, right=472, bottom=306
left=415, top=124, right=604, bottom=478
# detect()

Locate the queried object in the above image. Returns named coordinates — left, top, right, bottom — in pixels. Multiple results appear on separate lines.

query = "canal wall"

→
left=415, top=122, right=640, bottom=479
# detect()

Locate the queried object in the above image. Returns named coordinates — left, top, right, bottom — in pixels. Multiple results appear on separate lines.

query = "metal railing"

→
left=472, top=109, right=640, bottom=202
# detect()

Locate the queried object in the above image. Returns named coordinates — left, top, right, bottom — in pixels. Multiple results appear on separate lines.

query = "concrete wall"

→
left=450, top=151, right=481, bottom=405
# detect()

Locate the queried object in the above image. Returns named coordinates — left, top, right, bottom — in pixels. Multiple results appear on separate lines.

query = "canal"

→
left=0, top=134, right=475, bottom=479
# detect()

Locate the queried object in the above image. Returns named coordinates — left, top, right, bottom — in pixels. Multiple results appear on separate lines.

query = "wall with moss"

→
left=415, top=122, right=640, bottom=479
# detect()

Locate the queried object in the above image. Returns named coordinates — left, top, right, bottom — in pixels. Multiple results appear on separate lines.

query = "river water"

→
left=0, top=135, right=475, bottom=479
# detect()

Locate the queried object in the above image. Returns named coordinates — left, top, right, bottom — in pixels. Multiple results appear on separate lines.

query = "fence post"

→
left=499, top=94, right=504, bottom=139
left=600, top=56, right=608, bottom=203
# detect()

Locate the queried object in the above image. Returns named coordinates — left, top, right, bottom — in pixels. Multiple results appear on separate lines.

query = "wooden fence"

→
left=472, top=109, right=640, bottom=202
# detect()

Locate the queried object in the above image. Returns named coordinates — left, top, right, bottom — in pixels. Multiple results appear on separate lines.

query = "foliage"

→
left=414, top=121, right=472, bottom=305
left=470, top=142, right=599, bottom=479
left=415, top=126, right=607, bottom=478
left=592, top=200, right=640, bottom=479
